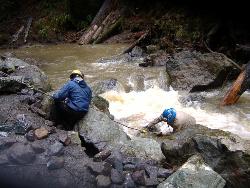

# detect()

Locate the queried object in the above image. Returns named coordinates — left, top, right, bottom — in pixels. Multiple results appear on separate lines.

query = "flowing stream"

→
left=2, top=44, right=250, bottom=139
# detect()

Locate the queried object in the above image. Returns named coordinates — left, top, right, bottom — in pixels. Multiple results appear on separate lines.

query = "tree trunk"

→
left=78, top=0, right=120, bottom=45
left=221, top=70, right=246, bottom=106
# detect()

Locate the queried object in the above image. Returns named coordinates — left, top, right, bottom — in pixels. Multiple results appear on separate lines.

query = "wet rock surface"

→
left=158, top=155, right=226, bottom=188
left=159, top=124, right=250, bottom=188
left=91, top=78, right=125, bottom=95
left=166, top=50, right=239, bottom=91
left=1, top=56, right=250, bottom=188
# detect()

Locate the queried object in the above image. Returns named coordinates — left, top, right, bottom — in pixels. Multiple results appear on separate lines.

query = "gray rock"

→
left=123, top=173, right=135, bottom=188
left=0, top=124, right=14, bottom=132
left=67, top=131, right=81, bottom=146
left=40, top=92, right=55, bottom=120
left=11, top=65, right=51, bottom=92
left=96, top=175, right=111, bottom=188
left=123, top=157, right=141, bottom=165
left=0, top=137, right=16, bottom=150
left=0, top=154, right=9, bottom=165
left=31, top=142, right=45, bottom=154
left=145, top=177, right=159, bottom=187
left=132, top=170, right=146, bottom=186
left=157, top=168, right=173, bottom=178
left=47, top=156, right=65, bottom=170
left=91, top=78, right=125, bottom=95
left=111, top=168, right=124, bottom=184
left=145, top=165, right=158, bottom=179
left=59, top=133, right=71, bottom=146
left=0, top=76, right=26, bottom=93
left=105, top=151, right=123, bottom=173
left=77, top=108, right=164, bottom=161
left=14, top=114, right=32, bottom=135
left=94, top=149, right=111, bottom=162
left=0, top=57, right=29, bottom=73
left=7, top=143, right=36, bottom=164
left=159, top=124, right=250, bottom=187
left=77, top=107, right=129, bottom=151
left=87, top=161, right=112, bottom=176
left=157, top=155, right=226, bottom=188
left=48, top=141, right=64, bottom=156
left=130, top=46, right=143, bottom=57
left=25, top=130, right=36, bottom=142
left=123, top=164, right=136, bottom=171
left=166, top=51, right=237, bottom=91
left=129, top=73, right=145, bottom=91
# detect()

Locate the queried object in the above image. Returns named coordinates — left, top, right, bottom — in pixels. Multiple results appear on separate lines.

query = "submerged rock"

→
left=91, top=78, right=125, bottom=95
left=158, top=155, right=226, bottom=188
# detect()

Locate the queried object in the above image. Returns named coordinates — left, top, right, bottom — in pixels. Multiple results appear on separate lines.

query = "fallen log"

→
left=11, top=25, right=24, bottom=43
left=24, top=17, right=32, bottom=43
left=122, top=30, right=149, bottom=54
left=220, top=69, right=246, bottom=106
left=78, top=0, right=119, bottom=44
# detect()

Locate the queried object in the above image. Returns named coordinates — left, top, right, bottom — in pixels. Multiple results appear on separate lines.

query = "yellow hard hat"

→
left=70, top=70, right=83, bottom=79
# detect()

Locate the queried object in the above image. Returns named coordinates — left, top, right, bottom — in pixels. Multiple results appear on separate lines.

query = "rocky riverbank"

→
left=0, top=56, right=250, bottom=188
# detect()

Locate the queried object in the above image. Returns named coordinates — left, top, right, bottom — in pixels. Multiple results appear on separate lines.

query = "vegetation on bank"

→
left=0, top=0, right=250, bottom=64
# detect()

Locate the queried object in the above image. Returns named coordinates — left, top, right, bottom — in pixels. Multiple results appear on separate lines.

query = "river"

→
left=2, top=44, right=250, bottom=139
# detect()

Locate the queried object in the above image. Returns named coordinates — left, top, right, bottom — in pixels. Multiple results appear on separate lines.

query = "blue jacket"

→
left=53, top=78, right=92, bottom=112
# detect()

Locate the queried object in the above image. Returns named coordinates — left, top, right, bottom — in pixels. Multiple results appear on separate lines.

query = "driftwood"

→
left=24, top=17, right=32, bottom=43
left=122, top=31, right=149, bottom=54
left=78, top=0, right=119, bottom=45
left=236, top=44, right=250, bottom=52
left=221, top=69, right=246, bottom=106
left=11, top=26, right=24, bottom=43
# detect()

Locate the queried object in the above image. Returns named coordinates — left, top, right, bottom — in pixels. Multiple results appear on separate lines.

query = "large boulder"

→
left=166, top=51, right=239, bottom=91
left=76, top=108, right=164, bottom=161
left=0, top=57, right=51, bottom=92
left=91, top=78, right=125, bottom=96
left=160, top=124, right=250, bottom=188
left=0, top=57, right=29, bottom=73
left=11, top=65, right=51, bottom=92
left=76, top=107, right=130, bottom=151
left=0, top=76, right=26, bottom=93
left=158, top=155, right=226, bottom=188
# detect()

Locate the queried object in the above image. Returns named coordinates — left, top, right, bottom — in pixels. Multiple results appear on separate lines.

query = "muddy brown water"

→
left=1, top=44, right=250, bottom=139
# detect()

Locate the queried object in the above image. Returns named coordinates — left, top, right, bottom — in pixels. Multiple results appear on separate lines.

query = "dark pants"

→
left=54, top=101, right=87, bottom=130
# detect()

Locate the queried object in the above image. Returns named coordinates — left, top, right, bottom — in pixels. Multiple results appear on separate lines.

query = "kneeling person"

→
left=145, top=108, right=196, bottom=134
left=52, top=70, right=92, bottom=129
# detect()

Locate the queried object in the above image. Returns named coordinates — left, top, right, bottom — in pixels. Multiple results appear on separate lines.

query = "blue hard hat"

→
left=162, top=108, right=176, bottom=124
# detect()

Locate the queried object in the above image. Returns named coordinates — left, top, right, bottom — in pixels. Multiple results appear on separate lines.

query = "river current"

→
left=2, top=44, right=250, bottom=139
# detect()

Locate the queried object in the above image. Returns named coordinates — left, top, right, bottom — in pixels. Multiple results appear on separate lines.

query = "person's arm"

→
left=145, top=115, right=165, bottom=131
left=53, top=81, right=71, bottom=101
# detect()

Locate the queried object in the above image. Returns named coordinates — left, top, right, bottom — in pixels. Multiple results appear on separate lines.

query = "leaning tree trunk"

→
left=78, top=0, right=121, bottom=45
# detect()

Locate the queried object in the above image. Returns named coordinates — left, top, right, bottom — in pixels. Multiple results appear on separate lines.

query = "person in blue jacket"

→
left=52, top=70, right=92, bottom=129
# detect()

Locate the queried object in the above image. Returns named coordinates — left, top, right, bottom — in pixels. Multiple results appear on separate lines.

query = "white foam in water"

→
left=101, top=86, right=250, bottom=139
